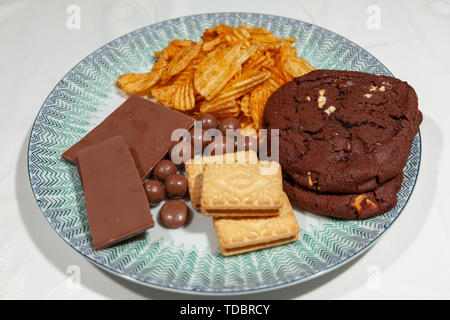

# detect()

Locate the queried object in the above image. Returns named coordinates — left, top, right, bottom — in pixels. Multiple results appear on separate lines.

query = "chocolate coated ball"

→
left=153, top=160, right=177, bottom=181
left=143, top=180, right=165, bottom=206
left=169, top=141, right=194, bottom=165
left=165, top=174, right=188, bottom=198
left=198, top=113, right=218, bottom=131
left=205, top=136, right=235, bottom=156
left=218, top=118, right=241, bottom=135
left=159, top=200, right=190, bottom=228
left=190, top=128, right=209, bottom=151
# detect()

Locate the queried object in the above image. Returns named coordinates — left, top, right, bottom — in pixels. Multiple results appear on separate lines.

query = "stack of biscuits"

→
left=186, top=151, right=300, bottom=256
left=262, top=70, right=423, bottom=219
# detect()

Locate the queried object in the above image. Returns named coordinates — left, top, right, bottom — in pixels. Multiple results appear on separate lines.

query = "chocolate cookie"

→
left=283, top=174, right=403, bottom=219
left=263, top=70, right=422, bottom=194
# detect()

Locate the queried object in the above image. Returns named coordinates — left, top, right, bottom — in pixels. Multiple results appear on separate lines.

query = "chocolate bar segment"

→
left=63, top=94, right=194, bottom=179
left=76, top=136, right=154, bottom=250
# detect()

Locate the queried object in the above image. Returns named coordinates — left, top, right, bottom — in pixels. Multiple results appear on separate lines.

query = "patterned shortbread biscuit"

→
left=200, top=161, right=283, bottom=216
left=213, top=193, right=300, bottom=256
left=185, top=151, right=258, bottom=209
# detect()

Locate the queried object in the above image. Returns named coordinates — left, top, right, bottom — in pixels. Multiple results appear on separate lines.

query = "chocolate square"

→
left=63, top=94, right=194, bottom=179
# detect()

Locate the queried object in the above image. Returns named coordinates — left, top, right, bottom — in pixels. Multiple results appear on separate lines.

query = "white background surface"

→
left=1, top=0, right=449, bottom=300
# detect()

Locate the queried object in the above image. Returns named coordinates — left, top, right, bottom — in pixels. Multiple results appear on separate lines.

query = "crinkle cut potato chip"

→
left=115, top=22, right=315, bottom=132
left=160, top=40, right=203, bottom=84
left=194, top=43, right=247, bottom=101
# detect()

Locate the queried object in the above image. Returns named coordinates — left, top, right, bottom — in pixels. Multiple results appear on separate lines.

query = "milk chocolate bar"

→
left=76, top=136, right=154, bottom=250
left=63, top=94, right=194, bottom=179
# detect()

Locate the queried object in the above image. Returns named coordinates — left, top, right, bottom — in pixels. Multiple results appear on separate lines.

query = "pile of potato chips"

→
left=116, top=23, right=315, bottom=132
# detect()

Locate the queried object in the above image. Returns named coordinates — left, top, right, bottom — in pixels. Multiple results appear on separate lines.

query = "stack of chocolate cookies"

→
left=263, top=70, right=422, bottom=219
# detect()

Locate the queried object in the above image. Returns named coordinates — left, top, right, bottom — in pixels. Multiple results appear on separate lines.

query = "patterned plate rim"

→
left=27, top=12, right=422, bottom=296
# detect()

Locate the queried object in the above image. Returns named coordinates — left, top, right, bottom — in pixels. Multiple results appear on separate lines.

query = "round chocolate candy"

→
left=218, top=117, right=241, bottom=136
left=159, top=200, right=190, bottom=228
left=153, top=159, right=177, bottom=181
left=205, top=136, right=235, bottom=156
left=169, top=140, right=194, bottom=165
left=198, top=113, right=218, bottom=131
left=165, top=174, right=188, bottom=198
left=190, top=127, right=209, bottom=151
left=143, top=180, right=165, bottom=206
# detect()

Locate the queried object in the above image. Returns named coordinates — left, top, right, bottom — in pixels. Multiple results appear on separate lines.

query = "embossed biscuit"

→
left=200, top=161, right=283, bottom=216
left=213, top=193, right=300, bottom=256
left=185, top=151, right=258, bottom=209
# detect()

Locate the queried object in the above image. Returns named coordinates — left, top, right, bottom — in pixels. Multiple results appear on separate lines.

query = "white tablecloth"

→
left=1, top=0, right=449, bottom=299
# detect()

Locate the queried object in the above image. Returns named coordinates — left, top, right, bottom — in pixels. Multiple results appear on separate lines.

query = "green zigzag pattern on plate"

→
left=28, top=13, right=421, bottom=294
